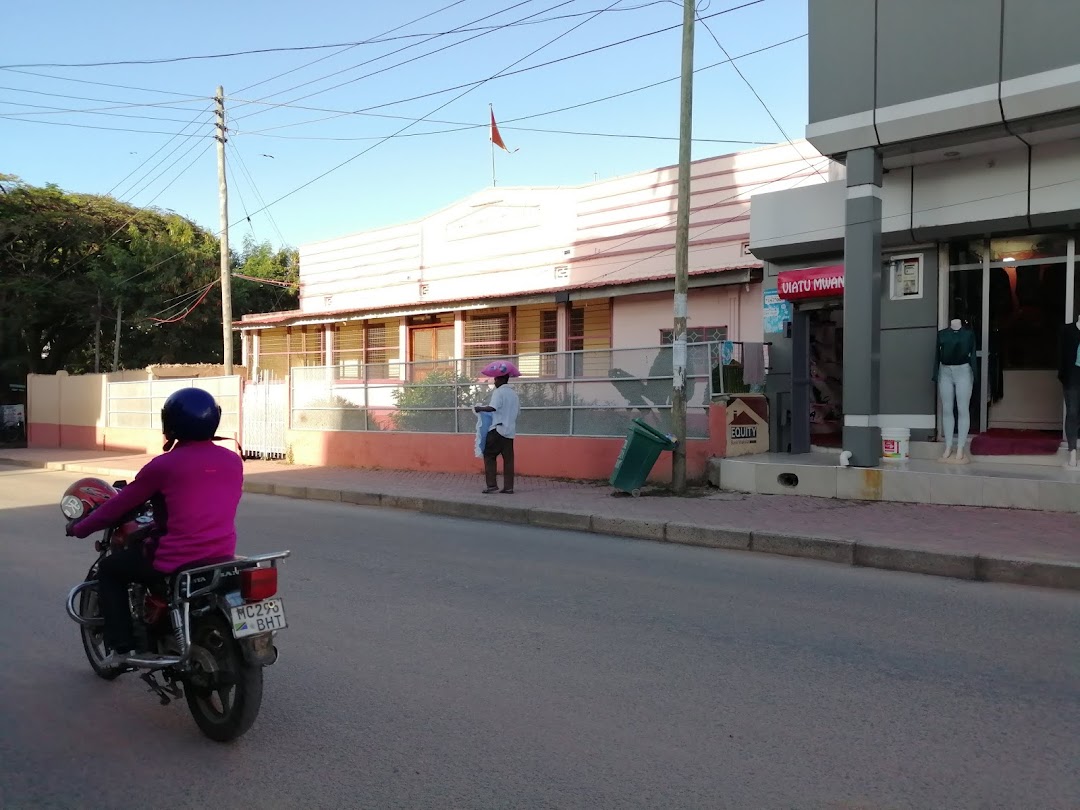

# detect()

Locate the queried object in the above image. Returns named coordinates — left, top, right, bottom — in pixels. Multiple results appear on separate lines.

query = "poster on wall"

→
left=889, top=255, right=923, bottom=300
left=762, top=288, right=792, bottom=334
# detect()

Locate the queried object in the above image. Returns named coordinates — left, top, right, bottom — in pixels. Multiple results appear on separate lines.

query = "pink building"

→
left=239, top=142, right=826, bottom=375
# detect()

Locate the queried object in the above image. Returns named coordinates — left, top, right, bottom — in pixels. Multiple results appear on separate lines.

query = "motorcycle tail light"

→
left=241, top=567, right=277, bottom=601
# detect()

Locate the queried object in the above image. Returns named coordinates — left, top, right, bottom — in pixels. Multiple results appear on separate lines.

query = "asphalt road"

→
left=1, top=465, right=1078, bottom=810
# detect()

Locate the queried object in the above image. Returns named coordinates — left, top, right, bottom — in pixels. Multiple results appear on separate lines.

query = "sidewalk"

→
left=4, top=447, right=1078, bottom=591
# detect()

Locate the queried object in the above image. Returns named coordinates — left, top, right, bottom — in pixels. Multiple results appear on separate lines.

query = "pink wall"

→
left=612, top=287, right=758, bottom=348
left=282, top=142, right=825, bottom=321
left=287, top=406, right=728, bottom=483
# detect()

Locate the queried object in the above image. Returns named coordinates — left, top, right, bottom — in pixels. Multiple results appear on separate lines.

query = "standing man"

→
left=475, top=366, right=520, bottom=494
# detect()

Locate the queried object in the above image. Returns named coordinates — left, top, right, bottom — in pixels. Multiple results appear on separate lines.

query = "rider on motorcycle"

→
left=67, top=388, right=244, bottom=668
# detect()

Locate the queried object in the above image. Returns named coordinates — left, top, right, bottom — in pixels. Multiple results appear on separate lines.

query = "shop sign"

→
left=725, top=396, right=769, bottom=458
left=762, top=288, right=792, bottom=334
left=777, top=265, right=845, bottom=301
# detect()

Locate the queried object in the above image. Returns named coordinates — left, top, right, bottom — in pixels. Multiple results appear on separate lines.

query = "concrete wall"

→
left=286, top=406, right=727, bottom=483
left=28, top=370, right=242, bottom=455
left=807, top=0, right=1080, bottom=157
left=611, top=286, right=759, bottom=348
left=752, top=143, right=1080, bottom=259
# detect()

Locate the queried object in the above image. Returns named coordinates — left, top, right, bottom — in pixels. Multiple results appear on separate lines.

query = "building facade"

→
left=238, top=142, right=826, bottom=381
left=750, top=0, right=1080, bottom=464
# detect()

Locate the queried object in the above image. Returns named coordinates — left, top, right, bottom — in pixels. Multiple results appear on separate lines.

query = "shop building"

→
left=749, top=0, right=1080, bottom=468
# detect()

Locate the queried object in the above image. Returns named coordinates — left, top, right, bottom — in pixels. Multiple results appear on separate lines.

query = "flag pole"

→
left=490, top=103, right=497, bottom=187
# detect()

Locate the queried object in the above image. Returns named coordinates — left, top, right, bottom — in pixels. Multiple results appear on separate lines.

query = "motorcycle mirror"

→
left=112, top=480, right=128, bottom=489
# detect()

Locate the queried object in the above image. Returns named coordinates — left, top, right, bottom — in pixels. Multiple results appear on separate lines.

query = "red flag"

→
left=490, top=109, right=509, bottom=152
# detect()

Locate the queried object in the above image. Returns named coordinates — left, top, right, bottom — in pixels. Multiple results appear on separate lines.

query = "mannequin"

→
left=1058, top=318, right=1080, bottom=469
left=934, top=318, right=977, bottom=463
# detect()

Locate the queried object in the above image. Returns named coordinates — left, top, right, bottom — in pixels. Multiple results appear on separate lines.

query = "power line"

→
left=126, top=136, right=211, bottom=204
left=0, top=84, right=207, bottom=113
left=237, top=125, right=771, bottom=144
left=227, top=160, right=257, bottom=239
left=226, top=31, right=804, bottom=146
left=108, top=105, right=213, bottom=197
left=0, top=116, right=213, bottom=138
left=231, top=143, right=289, bottom=246
left=236, top=0, right=765, bottom=134
left=0, top=98, right=209, bottom=126
left=231, top=0, right=579, bottom=124
left=235, top=0, right=628, bottom=228
left=234, top=0, right=473, bottom=96
left=0, top=2, right=673, bottom=69
left=695, top=15, right=824, bottom=179
left=0, top=68, right=204, bottom=99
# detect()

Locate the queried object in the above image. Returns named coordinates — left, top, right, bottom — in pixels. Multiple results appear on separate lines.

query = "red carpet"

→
left=969, top=429, right=1061, bottom=456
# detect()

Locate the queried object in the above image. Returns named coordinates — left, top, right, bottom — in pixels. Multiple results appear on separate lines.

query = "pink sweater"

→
left=72, top=442, right=243, bottom=573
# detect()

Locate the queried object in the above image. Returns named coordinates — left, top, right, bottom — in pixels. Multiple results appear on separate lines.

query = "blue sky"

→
left=1, top=0, right=809, bottom=249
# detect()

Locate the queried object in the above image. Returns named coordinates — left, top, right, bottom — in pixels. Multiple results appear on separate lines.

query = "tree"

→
left=0, top=176, right=298, bottom=381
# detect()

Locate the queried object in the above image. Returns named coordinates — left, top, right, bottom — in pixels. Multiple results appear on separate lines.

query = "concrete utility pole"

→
left=112, top=298, right=122, bottom=371
left=671, top=0, right=696, bottom=494
left=215, top=86, right=234, bottom=375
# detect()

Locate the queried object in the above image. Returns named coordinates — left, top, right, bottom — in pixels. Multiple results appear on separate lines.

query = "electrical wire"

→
left=148, top=280, right=218, bottom=324
left=227, top=160, right=257, bottom=239
left=233, top=0, right=628, bottom=229
left=236, top=0, right=764, bottom=135
left=231, top=143, right=289, bottom=246
left=108, top=105, right=213, bottom=197
left=0, top=116, right=212, bottom=138
left=1, top=3, right=676, bottom=70
left=126, top=136, right=212, bottom=204
left=695, top=15, right=824, bottom=179
left=234, top=0, right=473, bottom=96
left=0, top=67, right=203, bottom=99
left=0, top=98, right=208, bottom=126
left=231, top=0, right=578, bottom=124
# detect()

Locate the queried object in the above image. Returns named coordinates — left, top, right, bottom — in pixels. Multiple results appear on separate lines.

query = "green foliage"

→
left=0, top=177, right=298, bottom=388
left=391, top=369, right=484, bottom=432
left=293, top=395, right=372, bottom=432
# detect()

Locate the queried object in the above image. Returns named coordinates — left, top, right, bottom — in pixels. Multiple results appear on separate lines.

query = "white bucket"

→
left=881, top=427, right=911, bottom=462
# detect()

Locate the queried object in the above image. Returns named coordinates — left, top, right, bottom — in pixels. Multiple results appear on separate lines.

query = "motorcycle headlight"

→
left=61, top=495, right=85, bottom=520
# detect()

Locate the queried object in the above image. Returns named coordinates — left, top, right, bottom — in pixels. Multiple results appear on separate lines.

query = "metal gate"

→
left=242, top=379, right=287, bottom=459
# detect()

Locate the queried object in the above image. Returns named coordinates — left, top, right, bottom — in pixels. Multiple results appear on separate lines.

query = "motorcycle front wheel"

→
left=184, top=615, right=264, bottom=742
left=79, top=582, right=122, bottom=681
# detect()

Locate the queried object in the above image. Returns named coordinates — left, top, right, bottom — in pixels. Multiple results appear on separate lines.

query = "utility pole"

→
left=94, top=290, right=102, bottom=374
left=215, top=86, right=234, bottom=375
left=671, top=0, right=695, bottom=494
left=112, top=298, right=122, bottom=371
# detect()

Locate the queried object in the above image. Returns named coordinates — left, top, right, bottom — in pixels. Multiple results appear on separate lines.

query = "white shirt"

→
left=489, top=385, right=520, bottom=439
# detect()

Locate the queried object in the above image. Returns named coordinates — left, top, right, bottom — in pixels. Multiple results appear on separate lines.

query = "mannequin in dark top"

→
left=1059, top=318, right=1080, bottom=469
left=933, top=319, right=978, bottom=463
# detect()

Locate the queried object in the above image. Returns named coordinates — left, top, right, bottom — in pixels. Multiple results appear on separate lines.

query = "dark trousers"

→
left=1066, top=380, right=1080, bottom=451
left=97, top=545, right=160, bottom=652
left=483, top=429, right=515, bottom=491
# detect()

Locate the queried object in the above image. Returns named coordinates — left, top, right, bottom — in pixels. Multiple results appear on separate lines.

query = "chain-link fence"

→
left=107, top=376, right=241, bottom=435
left=291, top=344, right=717, bottom=439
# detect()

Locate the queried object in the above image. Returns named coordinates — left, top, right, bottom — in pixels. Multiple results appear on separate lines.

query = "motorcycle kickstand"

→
left=139, top=671, right=183, bottom=706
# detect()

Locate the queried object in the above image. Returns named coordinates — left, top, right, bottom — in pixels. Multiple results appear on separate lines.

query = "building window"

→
left=333, top=319, right=400, bottom=379
left=514, top=304, right=559, bottom=376
left=256, top=326, right=324, bottom=380
left=659, top=326, right=728, bottom=345
left=568, top=299, right=612, bottom=377
left=464, top=310, right=510, bottom=375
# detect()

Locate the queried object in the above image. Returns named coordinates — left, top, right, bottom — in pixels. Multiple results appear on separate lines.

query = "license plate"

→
left=230, top=598, right=287, bottom=638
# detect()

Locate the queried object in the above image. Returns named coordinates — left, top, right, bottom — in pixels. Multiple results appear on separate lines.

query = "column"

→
left=454, top=310, right=465, bottom=376
left=842, top=147, right=883, bottom=467
left=251, top=331, right=261, bottom=379
left=240, top=330, right=249, bottom=372
left=556, top=301, right=570, bottom=378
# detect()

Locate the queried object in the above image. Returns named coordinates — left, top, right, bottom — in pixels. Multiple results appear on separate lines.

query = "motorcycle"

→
left=61, top=477, right=290, bottom=742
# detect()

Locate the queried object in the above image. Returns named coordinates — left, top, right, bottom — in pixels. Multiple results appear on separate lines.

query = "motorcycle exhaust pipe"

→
left=65, top=581, right=105, bottom=627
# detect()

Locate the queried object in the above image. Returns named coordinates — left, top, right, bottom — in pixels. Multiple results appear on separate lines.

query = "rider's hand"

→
left=65, top=518, right=80, bottom=538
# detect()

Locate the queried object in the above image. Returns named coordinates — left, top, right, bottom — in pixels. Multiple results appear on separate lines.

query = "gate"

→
left=242, top=379, right=287, bottom=459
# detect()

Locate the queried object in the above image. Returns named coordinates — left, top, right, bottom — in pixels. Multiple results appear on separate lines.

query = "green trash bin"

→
left=610, top=418, right=678, bottom=497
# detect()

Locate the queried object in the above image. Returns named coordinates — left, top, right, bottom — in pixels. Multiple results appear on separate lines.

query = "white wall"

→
left=612, top=287, right=759, bottom=348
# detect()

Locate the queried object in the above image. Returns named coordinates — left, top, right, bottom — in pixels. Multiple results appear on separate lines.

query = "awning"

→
left=776, top=264, right=844, bottom=301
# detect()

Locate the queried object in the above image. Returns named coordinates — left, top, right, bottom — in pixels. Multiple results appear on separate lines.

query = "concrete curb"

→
left=8, top=455, right=1080, bottom=592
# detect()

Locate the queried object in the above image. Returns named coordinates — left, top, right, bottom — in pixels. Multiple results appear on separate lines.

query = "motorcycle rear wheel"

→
left=184, top=615, right=263, bottom=742
left=79, top=583, right=122, bottom=681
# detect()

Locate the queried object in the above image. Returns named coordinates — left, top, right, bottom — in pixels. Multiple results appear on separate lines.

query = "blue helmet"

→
left=161, top=388, right=222, bottom=449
